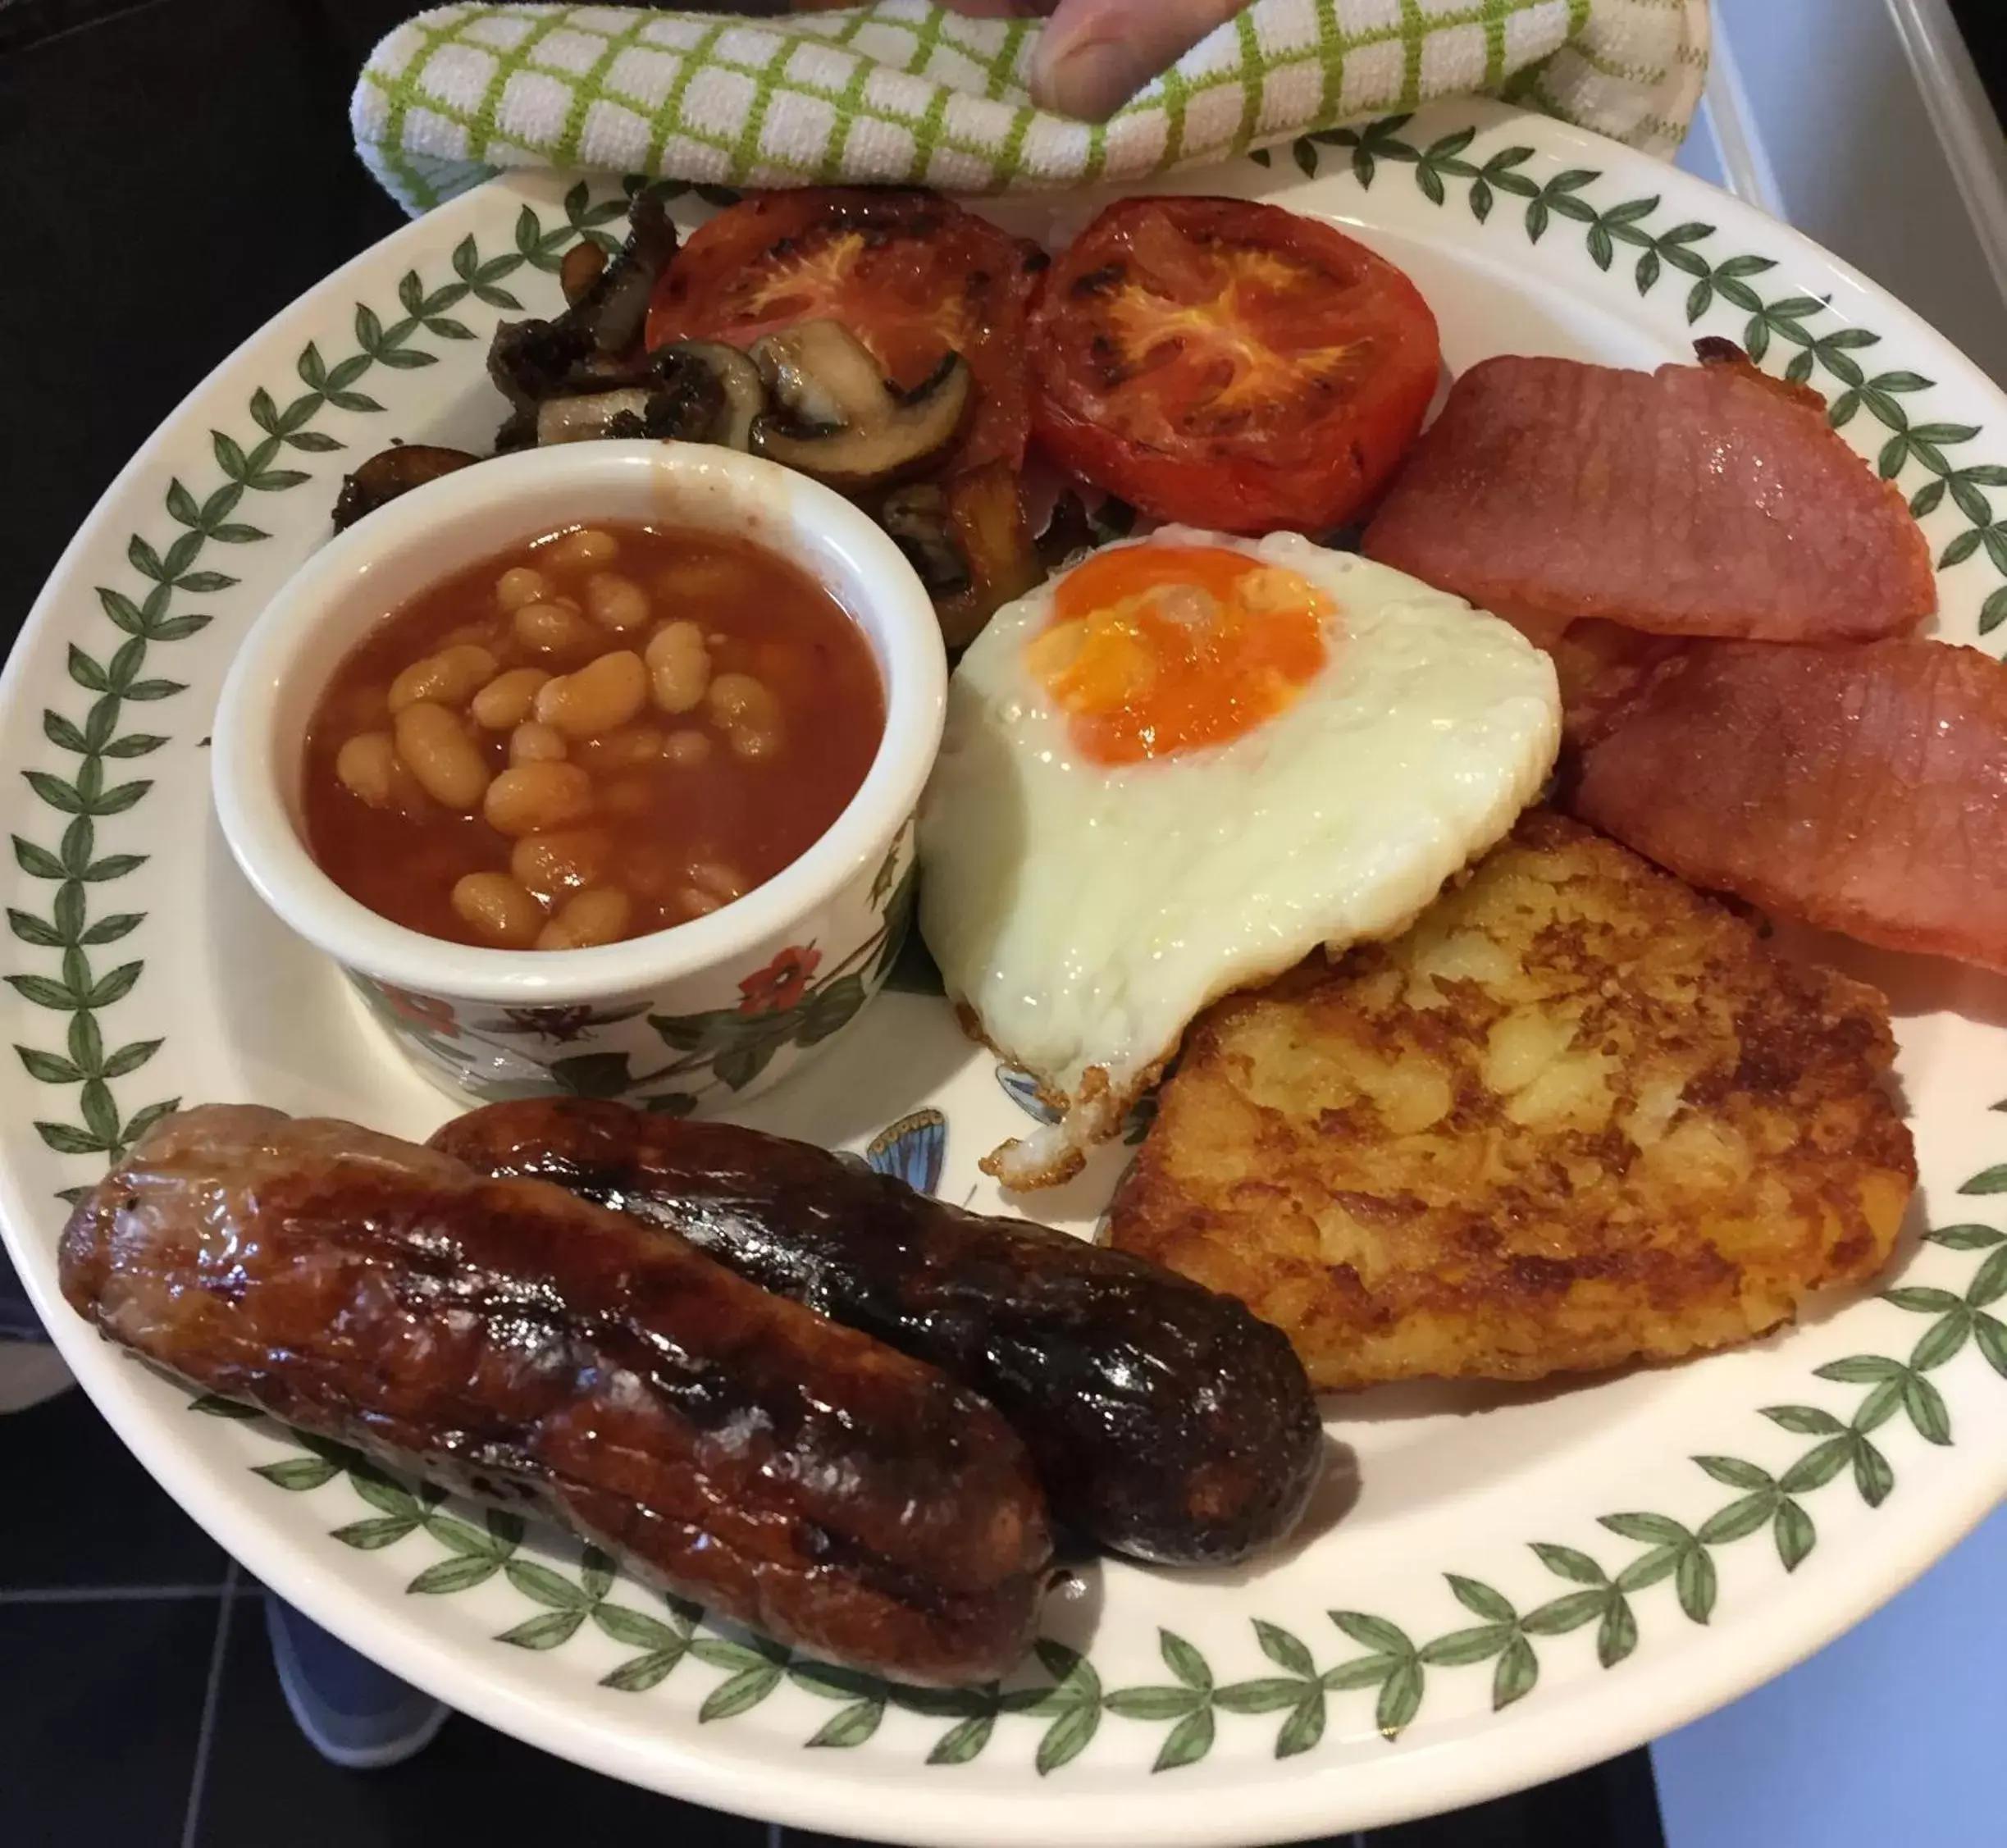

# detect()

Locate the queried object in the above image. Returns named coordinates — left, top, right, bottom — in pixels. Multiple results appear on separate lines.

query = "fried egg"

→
left=917, top=526, right=1561, bottom=1189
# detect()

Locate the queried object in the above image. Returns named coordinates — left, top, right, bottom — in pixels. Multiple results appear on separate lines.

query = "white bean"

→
left=662, top=728, right=712, bottom=767
left=452, top=873, right=545, bottom=948
left=537, top=887, right=632, bottom=951
left=511, top=828, right=609, bottom=897
left=471, top=667, right=551, bottom=730
left=686, top=860, right=747, bottom=901
left=509, top=721, right=568, bottom=764
left=584, top=572, right=651, bottom=633
left=547, top=527, right=619, bottom=571
left=483, top=763, right=594, bottom=837
left=495, top=565, right=549, bottom=612
left=392, top=703, right=490, bottom=811
left=389, top=644, right=499, bottom=714
left=536, top=650, right=648, bottom=739
left=335, top=732, right=422, bottom=811
left=646, top=621, right=712, bottom=714
left=708, top=671, right=781, bottom=732
left=513, top=600, right=600, bottom=659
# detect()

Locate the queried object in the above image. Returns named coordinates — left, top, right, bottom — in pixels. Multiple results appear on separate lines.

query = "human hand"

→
left=1013, top=0, right=1248, bottom=121
left=790, top=0, right=1250, bottom=124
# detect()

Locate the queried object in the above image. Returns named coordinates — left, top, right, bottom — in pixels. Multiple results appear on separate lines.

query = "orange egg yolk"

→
left=1024, top=545, right=1333, bottom=765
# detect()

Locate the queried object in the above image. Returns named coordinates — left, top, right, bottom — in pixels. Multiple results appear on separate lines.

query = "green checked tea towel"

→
left=354, top=0, right=1708, bottom=213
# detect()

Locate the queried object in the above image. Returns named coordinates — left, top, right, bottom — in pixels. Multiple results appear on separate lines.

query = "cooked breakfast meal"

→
left=428, top=1097, right=1322, bottom=1567
left=305, top=522, right=883, bottom=950
left=62, top=176, right=2000, bottom=1686
left=1106, top=812, right=1916, bottom=1389
left=58, top=1106, right=1051, bottom=1685
left=919, top=532, right=1559, bottom=1187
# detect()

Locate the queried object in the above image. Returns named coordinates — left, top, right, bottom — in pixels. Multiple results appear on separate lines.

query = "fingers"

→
left=925, top=0, right=1057, bottom=17
left=1029, top=0, right=1244, bottom=120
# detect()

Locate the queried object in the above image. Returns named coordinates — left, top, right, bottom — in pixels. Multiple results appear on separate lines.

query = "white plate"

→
left=4, top=100, right=2005, bottom=1846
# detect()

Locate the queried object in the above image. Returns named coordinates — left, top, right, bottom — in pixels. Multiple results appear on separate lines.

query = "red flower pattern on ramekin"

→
left=376, top=983, right=461, bottom=1039
left=737, top=944, right=822, bottom=1015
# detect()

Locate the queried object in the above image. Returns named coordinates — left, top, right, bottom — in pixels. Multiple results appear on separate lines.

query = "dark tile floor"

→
left=0, top=1368, right=1666, bottom=1848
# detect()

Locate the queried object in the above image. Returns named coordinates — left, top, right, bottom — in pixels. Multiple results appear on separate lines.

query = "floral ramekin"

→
left=210, top=441, right=946, bottom=1113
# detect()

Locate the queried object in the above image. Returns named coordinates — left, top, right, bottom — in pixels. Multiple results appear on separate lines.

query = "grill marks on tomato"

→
left=1105, top=255, right=1362, bottom=439
left=642, top=189, right=1439, bottom=541
left=1028, top=198, right=1441, bottom=534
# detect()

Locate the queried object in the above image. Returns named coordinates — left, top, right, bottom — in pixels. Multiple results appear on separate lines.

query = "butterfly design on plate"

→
left=995, top=1062, right=1166, bottom=1143
left=834, top=1107, right=947, bottom=1198
left=994, top=1063, right=1062, bottom=1125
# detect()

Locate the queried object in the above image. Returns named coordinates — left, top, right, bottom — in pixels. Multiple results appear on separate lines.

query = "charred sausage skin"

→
left=431, top=1098, right=1324, bottom=1566
left=58, top=1106, right=1051, bottom=1685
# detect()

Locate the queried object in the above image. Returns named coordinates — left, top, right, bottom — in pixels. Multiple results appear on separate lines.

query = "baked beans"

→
left=451, top=872, right=545, bottom=948
left=484, top=762, right=595, bottom=837
left=391, top=703, right=490, bottom=811
left=302, top=522, right=884, bottom=950
left=508, top=721, right=568, bottom=764
left=471, top=667, right=550, bottom=729
left=536, top=649, right=648, bottom=739
left=389, top=644, right=497, bottom=714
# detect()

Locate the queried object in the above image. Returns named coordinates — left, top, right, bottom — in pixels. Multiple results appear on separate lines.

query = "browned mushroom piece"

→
left=749, top=321, right=973, bottom=495
left=568, top=184, right=681, bottom=357
left=662, top=340, right=766, bottom=450
left=487, top=185, right=688, bottom=449
left=331, top=445, right=482, bottom=531
left=936, top=462, right=1042, bottom=649
left=530, top=342, right=767, bottom=449
left=879, top=463, right=1043, bottom=650
left=559, top=239, right=609, bottom=307
left=1037, top=490, right=1096, bottom=570
left=534, top=386, right=694, bottom=445
left=880, top=484, right=970, bottom=599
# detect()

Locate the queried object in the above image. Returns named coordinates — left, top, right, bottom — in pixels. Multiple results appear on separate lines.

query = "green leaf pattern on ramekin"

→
left=15, top=131, right=2007, bottom=1773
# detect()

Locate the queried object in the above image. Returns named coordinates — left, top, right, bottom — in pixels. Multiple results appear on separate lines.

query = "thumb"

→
left=1029, top=0, right=1244, bottom=121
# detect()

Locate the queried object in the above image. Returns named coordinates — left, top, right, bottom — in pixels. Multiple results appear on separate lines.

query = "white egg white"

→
left=917, top=526, right=1562, bottom=1188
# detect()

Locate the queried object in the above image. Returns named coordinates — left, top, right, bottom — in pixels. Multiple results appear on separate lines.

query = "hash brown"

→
left=1106, top=812, right=1916, bottom=1390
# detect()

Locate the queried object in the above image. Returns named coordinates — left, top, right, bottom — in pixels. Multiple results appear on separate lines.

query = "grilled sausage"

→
left=58, top=1106, right=1051, bottom=1685
left=431, top=1099, right=1324, bottom=1566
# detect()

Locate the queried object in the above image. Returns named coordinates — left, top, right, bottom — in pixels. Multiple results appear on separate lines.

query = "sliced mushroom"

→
left=751, top=322, right=895, bottom=429
left=1038, top=490, right=1095, bottom=572
left=559, top=240, right=609, bottom=307
left=880, top=484, right=971, bottom=598
left=531, top=345, right=767, bottom=449
left=937, top=461, right=1042, bottom=649
left=569, top=183, right=681, bottom=356
left=489, top=316, right=601, bottom=449
left=659, top=340, right=766, bottom=451
left=534, top=355, right=722, bottom=446
left=749, top=322, right=972, bottom=494
left=487, top=185, right=687, bottom=449
left=879, top=464, right=1042, bottom=648
left=331, top=445, right=482, bottom=531
left=536, top=389, right=663, bottom=445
